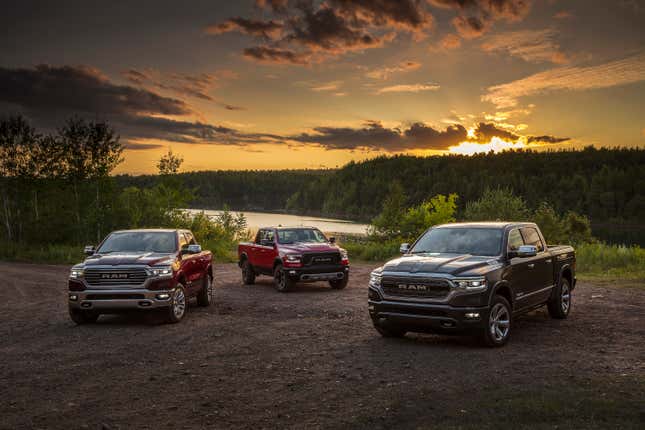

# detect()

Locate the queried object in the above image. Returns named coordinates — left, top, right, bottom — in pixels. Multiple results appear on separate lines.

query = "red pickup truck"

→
left=68, top=229, right=213, bottom=324
left=238, top=226, right=350, bottom=292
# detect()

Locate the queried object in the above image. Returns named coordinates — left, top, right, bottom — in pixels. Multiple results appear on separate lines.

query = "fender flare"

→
left=489, top=280, right=514, bottom=309
left=238, top=252, right=249, bottom=267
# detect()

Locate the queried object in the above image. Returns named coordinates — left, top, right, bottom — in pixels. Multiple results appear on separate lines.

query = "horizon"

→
left=2, top=0, right=644, bottom=174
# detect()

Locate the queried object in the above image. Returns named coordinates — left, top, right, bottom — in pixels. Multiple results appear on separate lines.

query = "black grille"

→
left=302, top=252, right=341, bottom=266
left=86, top=294, right=146, bottom=300
left=382, top=277, right=451, bottom=299
left=84, top=268, right=148, bottom=286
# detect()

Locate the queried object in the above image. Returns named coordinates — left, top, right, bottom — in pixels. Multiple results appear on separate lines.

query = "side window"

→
left=265, top=230, right=275, bottom=243
left=520, top=227, right=544, bottom=252
left=255, top=229, right=265, bottom=244
left=178, top=232, right=188, bottom=250
left=507, top=229, right=524, bottom=251
left=184, top=232, right=196, bottom=245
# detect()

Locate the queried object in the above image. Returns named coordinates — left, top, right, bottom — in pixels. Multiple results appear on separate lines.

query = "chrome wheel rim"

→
left=173, top=288, right=186, bottom=318
left=207, top=277, right=213, bottom=301
left=489, top=303, right=510, bottom=342
left=561, top=282, right=570, bottom=313
left=275, top=269, right=285, bottom=289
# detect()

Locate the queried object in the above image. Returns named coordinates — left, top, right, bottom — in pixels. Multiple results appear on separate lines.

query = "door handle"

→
left=527, top=263, right=535, bottom=268
left=545, top=259, right=552, bottom=263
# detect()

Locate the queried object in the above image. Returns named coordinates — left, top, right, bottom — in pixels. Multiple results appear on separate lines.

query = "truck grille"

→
left=382, top=277, right=451, bottom=299
left=302, top=252, right=341, bottom=266
left=84, top=268, right=148, bottom=286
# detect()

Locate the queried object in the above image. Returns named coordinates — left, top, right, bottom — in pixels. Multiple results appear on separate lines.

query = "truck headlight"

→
left=285, top=254, right=302, bottom=263
left=369, top=271, right=382, bottom=287
left=70, top=268, right=84, bottom=279
left=150, top=266, right=173, bottom=277
left=454, top=278, right=487, bottom=291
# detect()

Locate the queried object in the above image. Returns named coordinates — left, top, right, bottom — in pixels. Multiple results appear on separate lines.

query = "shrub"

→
left=464, top=188, right=530, bottom=222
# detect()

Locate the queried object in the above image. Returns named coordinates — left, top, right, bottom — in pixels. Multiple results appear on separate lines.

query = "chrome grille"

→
left=382, top=277, right=451, bottom=299
left=84, top=268, right=148, bottom=286
left=302, top=252, right=341, bottom=266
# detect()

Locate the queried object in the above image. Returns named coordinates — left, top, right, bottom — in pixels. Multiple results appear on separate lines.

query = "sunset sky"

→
left=2, top=0, right=644, bottom=174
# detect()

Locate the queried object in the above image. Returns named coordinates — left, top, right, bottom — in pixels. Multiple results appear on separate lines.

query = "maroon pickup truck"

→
left=238, top=226, right=350, bottom=292
left=68, top=229, right=213, bottom=324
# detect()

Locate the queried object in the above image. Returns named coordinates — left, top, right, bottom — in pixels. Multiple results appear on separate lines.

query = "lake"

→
left=185, top=209, right=370, bottom=235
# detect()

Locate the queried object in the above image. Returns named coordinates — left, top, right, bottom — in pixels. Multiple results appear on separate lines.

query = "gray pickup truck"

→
left=368, top=222, right=576, bottom=346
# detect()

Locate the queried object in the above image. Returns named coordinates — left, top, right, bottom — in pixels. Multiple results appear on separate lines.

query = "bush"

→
left=576, top=243, right=645, bottom=279
left=464, top=188, right=530, bottom=221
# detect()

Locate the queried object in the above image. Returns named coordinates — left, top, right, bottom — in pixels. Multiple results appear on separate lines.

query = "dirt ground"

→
left=1, top=261, right=643, bottom=430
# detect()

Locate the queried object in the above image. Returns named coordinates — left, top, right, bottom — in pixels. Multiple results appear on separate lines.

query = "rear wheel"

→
left=166, top=285, right=187, bottom=323
left=69, top=308, right=99, bottom=324
left=274, top=264, right=294, bottom=292
left=196, top=273, right=213, bottom=307
left=548, top=277, right=571, bottom=319
left=241, top=259, right=255, bottom=285
left=481, top=295, right=512, bottom=347
left=329, top=273, right=348, bottom=289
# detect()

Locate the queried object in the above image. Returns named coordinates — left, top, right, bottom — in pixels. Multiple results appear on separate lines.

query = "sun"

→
left=449, top=136, right=527, bottom=155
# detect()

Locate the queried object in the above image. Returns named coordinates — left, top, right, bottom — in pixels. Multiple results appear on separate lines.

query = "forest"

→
left=117, top=147, right=645, bottom=224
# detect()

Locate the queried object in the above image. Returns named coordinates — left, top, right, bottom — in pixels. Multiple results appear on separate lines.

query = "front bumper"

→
left=368, top=298, right=488, bottom=334
left=285, top=264, right=350, bottom=282
left=68, top=289, right=173, bottom=311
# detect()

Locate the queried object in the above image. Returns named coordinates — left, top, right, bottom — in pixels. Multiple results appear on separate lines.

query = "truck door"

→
left=506, top=228, right=535, bottom=310
left=519, top=227, right=553, bottom=306
left=258, top=229, right=277, bottom=269
left=179, top=232, right=199, bottom=294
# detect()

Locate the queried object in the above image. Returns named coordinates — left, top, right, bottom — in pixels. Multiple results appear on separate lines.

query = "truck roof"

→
left=110, top=228, right=189, bottom=234
left=259, top=226, right=321, bottom=230
left=434, top=222, right=537, bottom=229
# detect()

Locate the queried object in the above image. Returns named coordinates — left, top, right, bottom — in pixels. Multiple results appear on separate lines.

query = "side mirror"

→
left=83, top=245, right=95, bottom=256
left=329, top=237, right=336, bottom=244
left=400, top=243, right=410, bottom=254
left=516, top=245, right=537, bottom=258
left=182, top=244, right=202, bottom=255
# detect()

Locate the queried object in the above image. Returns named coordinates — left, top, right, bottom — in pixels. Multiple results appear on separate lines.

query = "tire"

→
left=481, top=295, right=512, bottom=347
left=196, top=273, right=213, bottom=307
left=273, top=264, right=294, bottom=292
left=374, top=323, right=407, bottom=338
left=166, top=285, right=187, bottom=323
left=69, top=308, right=99, bottom=324
left=241, top=259, right=255, bottom=285
left=329, top=273, right=349, bottom=290
left=548, top=277, right=572, bottom=319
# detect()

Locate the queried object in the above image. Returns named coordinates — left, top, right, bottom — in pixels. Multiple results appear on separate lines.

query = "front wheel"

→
left=548, top=278, right=571, bottom=319
left=69, top=308, right=99, bottom=324
left=481, top=295, right=512, bottom=347
left=241, top=259, right=255, bottom=285
left=329, top=273, right=348, bottom=289
left=274, top=264, right=294, bottom=292
left=196, top=274, right=213, bottom=307
left=166, top=285, right=187, bottom=323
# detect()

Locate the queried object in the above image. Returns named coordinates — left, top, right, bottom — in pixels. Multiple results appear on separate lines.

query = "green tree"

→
left=533, top=202, right=567, bottom=244
left=464, top=188, right=530, bottom=222
left=371, top=181, right=406, bottom=236
left=400, top=194, right=458, bottom=239
left=157, top=148, right=184, bottom=175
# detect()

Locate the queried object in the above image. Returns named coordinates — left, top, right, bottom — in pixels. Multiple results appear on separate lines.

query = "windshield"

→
left=410, top=227, right=503, bottom=257
left=277, top=228, right=328, bottom=244
left=97, top=232, right=177, bottom=254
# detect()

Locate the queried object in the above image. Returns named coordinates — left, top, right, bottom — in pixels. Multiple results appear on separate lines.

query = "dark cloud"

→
left=243, top=46, right=311, bottom=64
left=527, top=135, right=570, bottom=144
left=288, top=121, right=467, bottom=151
left=428, top=0, right=532, bottom=38
left=0, top=64, right=259, bottom=147
left=213, top=0, right=434, bottom=64
left=329, top=0, right=433, bottom=32
left=123, top=69, right=217, bottom=101
left=0, top=64, right=189, bottom=116
left=205, top=17, right=283, bottom=39
left=473, top=122, right=519, bottom=142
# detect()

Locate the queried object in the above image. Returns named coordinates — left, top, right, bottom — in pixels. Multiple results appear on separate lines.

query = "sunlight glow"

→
left=448, top=136, right=527, bottom=155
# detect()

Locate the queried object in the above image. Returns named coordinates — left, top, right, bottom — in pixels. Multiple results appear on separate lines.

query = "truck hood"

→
left=381, top=253, right=501, bottom=277
left=83, top=252, right=177, bottom=267
left=279, top=242, right=341, bottom=254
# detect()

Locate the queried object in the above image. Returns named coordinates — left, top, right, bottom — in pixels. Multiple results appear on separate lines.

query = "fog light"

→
left=69, top=294, right=78, bottom=301
left=465, top=312, right=480, bottom=319
left=156, top=293, right=170, bottom=300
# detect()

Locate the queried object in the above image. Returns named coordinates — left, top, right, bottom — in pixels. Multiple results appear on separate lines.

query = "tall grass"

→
left=576, top=243, right=645, bottom=279
left=0, top=241, right=83, bottom=264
